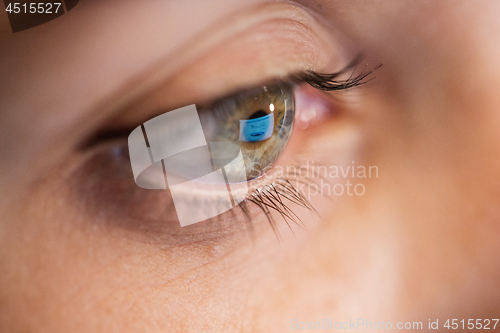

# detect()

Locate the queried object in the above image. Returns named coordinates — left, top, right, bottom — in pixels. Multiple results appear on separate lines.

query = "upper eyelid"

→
left=78, top=62, right=370, bottom=151
left=194, top=58, right=378, bottom=111
left=79, top=56, right=382, bottom=150
left=80, top=73, right=299, bottom=149
left=119, top=56, right=380, bottom=129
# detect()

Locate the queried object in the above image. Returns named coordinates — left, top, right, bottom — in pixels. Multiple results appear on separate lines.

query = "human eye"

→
left=73, top=55, right=378, bottom=243
left=123, top=80, right=296, bottom=227
left=35, top=0, right=384, bottom=249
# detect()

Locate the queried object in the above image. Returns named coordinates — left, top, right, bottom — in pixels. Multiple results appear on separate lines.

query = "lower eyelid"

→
left=67, top=142, right=259, bottom=244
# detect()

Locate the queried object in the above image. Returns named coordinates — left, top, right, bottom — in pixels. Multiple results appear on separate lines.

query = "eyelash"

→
left=241, top=176, right=315, bottom=242
left=292, top=55, right=382, bottom=90
left=235, top=57, right=382, bottom=239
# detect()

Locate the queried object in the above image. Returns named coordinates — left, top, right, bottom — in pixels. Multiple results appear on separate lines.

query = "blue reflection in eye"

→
left=239, top=112, right=274, bottom=142
left=198, top=82, right=295, bottom=180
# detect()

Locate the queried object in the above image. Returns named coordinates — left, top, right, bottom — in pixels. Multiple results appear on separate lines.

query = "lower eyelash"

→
left=240, top=174, right=318, bottom=242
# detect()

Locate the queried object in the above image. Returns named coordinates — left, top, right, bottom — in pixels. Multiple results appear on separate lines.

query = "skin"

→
left=1, top=0, right=500, bottom=332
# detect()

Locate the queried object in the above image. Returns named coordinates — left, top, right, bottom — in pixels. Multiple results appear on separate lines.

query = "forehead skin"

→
left=1, top=0, right=500, bottom=332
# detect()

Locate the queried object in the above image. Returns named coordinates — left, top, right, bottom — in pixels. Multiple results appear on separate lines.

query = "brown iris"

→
left=198, top=82, right=295, bottom=180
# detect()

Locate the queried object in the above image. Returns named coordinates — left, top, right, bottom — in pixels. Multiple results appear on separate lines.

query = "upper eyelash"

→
left=291, top=55, right=383, bottom=91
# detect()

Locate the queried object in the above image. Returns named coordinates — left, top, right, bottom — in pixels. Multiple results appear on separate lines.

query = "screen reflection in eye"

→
left=199, top=82, right=295, bottom=181
left=239, top=112, right=273, bottom=142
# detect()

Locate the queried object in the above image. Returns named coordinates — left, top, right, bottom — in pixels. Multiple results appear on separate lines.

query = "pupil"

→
left=248, top=110, right=268, bottom=120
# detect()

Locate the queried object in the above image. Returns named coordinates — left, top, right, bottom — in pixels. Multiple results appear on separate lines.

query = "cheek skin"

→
left=2, top=167, right=351, bottom=332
